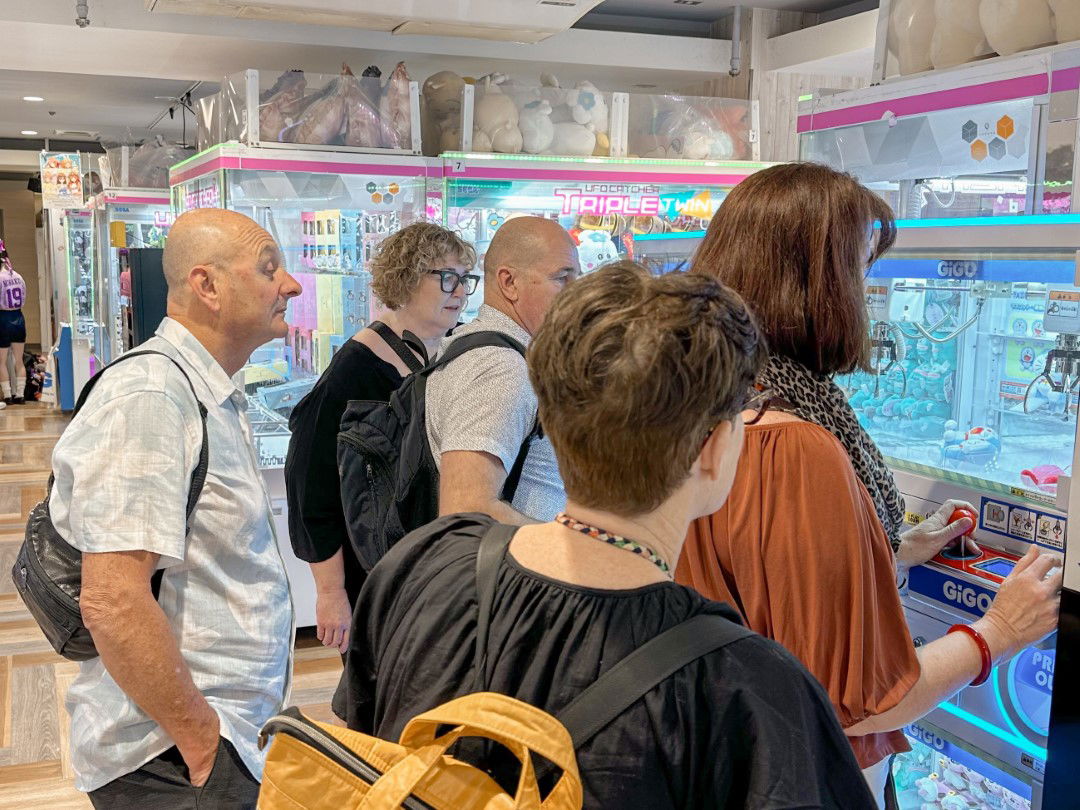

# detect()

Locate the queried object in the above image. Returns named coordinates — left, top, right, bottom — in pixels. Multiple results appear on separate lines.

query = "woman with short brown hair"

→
left=681, top=162, right=1061, bottom=806
left=340, top=261, right=876, bottom=808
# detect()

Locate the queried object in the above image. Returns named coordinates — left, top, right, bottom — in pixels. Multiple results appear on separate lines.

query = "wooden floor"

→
left=0, top=401, right=342, bottom=807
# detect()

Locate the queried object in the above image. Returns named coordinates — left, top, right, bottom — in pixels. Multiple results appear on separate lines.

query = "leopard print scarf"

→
left=757, top=354, right=906, bottom=550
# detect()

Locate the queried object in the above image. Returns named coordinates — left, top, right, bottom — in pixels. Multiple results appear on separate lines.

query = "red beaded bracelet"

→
left=948, top=624, right=993, bottom=686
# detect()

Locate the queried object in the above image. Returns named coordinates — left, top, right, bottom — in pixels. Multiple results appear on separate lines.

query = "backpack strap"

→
left=66, top=349, right=210, bottom=598
left=557, top=613, right=754, bottom=748
left=472, top=522, right=518, bottom=692
left=428, top=331, right=542, bottom=505
left=370, top=321, right=426, bottom=373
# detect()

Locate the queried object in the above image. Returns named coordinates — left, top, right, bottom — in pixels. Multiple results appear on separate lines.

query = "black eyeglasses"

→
left=429, top=269, right=480, bottom=295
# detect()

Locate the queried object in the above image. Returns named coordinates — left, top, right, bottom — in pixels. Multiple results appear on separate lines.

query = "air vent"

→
left=673, top=0, right=703, bottom=4
left=538, top=0, right=577, bottom=6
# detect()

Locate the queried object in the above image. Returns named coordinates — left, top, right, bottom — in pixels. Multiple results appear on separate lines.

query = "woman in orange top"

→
left=679, top=162, right=1062, bottom=807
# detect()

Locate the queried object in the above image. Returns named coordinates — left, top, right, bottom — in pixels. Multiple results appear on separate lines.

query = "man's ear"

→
left=698, top=420, right=735, bottom=482
left=495, top=265, right=519, bottom=303
left=187, top=264, right=222, bottom=313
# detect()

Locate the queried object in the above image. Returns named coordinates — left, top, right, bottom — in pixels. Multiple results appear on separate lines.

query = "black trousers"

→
left=88, top=737, right=259, bottom=809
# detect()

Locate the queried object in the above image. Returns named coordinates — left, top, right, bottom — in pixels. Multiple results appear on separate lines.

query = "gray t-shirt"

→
left=426, top=304, right=566, bottom=521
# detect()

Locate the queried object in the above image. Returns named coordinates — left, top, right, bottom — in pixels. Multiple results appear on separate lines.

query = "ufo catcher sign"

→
left=40, top=152, right=84, bottom=209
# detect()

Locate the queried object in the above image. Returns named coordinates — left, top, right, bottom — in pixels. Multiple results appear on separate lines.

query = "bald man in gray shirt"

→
left=426, top=216, right=581, bottom=524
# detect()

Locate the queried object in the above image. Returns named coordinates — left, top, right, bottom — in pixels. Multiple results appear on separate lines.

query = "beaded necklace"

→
left=554, top=512, right=672, bottom=577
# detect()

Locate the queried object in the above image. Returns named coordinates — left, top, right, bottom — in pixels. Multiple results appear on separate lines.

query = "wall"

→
left=0, top=180, right=41, bottom=348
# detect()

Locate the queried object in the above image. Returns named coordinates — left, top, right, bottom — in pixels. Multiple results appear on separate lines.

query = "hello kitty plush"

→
left=576, top=229, right=619, bottom=274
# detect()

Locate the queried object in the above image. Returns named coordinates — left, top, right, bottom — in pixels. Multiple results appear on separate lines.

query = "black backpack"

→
left=12, top=350, right=208, bottom=661
left=337, top=331, right=541, bottom=572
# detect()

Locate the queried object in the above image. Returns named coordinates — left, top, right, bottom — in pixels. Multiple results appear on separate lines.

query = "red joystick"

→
left=949, top=507, right=977, bottom=536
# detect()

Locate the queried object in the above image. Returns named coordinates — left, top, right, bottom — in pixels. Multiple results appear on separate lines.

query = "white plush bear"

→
left=472, top=78, right=523, bottom=154
left=1051, top=0, right=1080, bottom=43
left=566, top=81, right=609, bottom=135
left=931, top=0, right=992, bottom=68
left=979, top=0, right=1055, bottom=56
left=519, top=99, right=555, bottom=155
left=550, top=121, right=596, bottom=157
left=577, top=229, right=619, bottom=274
left=888, top=0, right=936, bottom=75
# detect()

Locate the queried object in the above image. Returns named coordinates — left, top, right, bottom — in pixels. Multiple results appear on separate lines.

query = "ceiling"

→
left=0, top=69, right=203, bottom=143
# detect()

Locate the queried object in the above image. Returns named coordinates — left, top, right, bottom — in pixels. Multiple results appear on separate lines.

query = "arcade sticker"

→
left=979, top=496, right=1066, bottom=551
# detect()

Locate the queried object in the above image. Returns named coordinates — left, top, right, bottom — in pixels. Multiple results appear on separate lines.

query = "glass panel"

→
left=800, top=98, right=1036, bottom=219
left=891, top=725, right=1032, bottom=809
left=840, top=244, right=1079, bottom=503
left=222, top=67, right=416, bottom=151
left=1041, top=119, right=1076, bottom=214
left=444, top=174, right=733, bottom=308
left=174, top=167, right=429, bottom=468
left=626, top=94, right=751, bottom=161
left=65, top=211, right=95, bottom=340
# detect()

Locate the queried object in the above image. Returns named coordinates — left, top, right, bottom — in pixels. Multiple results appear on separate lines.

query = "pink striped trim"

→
left=170, top=156, right=241, bottom=185
left=797, top=71, right=1053, bottom=133
left=449, top=166, right=754, bottom=185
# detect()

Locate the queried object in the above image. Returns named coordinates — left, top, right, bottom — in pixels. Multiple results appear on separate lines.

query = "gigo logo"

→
left=942, top=580, right=993, bottom=613
left=905, top=724, right=945, bottom=751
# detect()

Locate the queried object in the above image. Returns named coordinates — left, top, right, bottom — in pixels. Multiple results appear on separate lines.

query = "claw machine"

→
left=174, top=65, right=433, bottom=624
left=839, top=217, right=1080, bottom=809
left=86, top=189, right=172, bottom=363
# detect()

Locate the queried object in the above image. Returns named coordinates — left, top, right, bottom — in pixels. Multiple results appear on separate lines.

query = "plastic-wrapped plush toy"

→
left=421, top=70, right=466, bottom=156
left=931, top=0, right=991, bottom=69
left=917, top=774, right=950, bottom=804
left=565, top=80, right=610, bottom=156
left=472, top=77, right=523, bottom=154
left=943, top=425, right=1001, bottom=469
left=979, top=0, right=1055, bottom=57
left=888, top=0, right=935, bottom=75
left=1051, top=0, right=1080, bottom=43
left=539, top=74, right=600, bottom=157
left=576, top=229, right=619, bottom=274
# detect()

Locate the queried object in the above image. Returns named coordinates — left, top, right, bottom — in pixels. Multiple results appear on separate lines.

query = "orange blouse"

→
left=676, top=419, right=920, bottom=769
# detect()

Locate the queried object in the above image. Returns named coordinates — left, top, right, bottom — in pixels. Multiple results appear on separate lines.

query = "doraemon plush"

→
left=577, top=229, right=619, bottom=274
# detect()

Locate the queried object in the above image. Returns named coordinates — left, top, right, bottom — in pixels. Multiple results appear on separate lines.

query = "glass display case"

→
left=846, top=217, right=1080, bottom=808
left=63, top=209, right=98, bottom=368
left=87, top=189, right=172, bottom=363
left=798, top=45, right=1080, bottom=219
left=170, top=143, right=438, bottom=469
left=843, top=217, right=1080, bottom=504
left=441, top=153, right=769, bottom=315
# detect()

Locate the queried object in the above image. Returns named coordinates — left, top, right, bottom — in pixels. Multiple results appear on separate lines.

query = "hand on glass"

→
left=315, top=587, right=352, bottom=654
left=896, top=499, right=980, bottom=573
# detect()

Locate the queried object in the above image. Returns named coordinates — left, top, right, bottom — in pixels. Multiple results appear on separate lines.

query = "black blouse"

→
left=341, top=514, right=875, bottom=809
left=284, top=339, right=403, bottom=604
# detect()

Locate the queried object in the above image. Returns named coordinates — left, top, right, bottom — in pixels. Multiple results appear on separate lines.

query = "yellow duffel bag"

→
left=257, top=691, right=584, bottom=810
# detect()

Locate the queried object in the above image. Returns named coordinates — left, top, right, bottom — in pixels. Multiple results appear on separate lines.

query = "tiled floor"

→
left=0, top=402, right=341, bottom=807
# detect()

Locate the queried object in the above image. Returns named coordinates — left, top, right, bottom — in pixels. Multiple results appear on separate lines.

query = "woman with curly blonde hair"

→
left=285, top=221, right=478, bottom=654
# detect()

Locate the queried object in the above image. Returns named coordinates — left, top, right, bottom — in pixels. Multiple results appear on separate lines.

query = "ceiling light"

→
left=22, top=96, right=44, bottom=102
left=21, top=130, right=39, bottom=136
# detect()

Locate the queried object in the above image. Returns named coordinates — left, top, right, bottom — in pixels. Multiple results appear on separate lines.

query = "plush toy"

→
left=979, top=0, right=1055, bottom=57
left=421, top=70, right=466, bottom=156
left=1020, top=464, right=1065, bottom=494
left=943, top=426, right=1001, bottom=469
left=550, top=121, right=596, bottom=157
left=888, top=0, right=936, bottom=75
left=472, top=77, right=523, bottom=154
left=939, top=792, right=970, bottom=810
left=566, top=80, right=610, bottom=156
left=917, top=774, right=950, bottom=804
left=518, top=99, right=554, bottom=154
left=576, top=229, right=619, bottom=274
left=1051, top=0, right=1080, bottom=43
left=941, top=762, right=969, bottom=792
left=932, top=0, right=992, bottom=68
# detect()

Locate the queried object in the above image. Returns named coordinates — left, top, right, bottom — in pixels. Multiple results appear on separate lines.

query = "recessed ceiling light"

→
left=21, top=130, right=39, bottom=136
left=22, top=96, right=44, bottom=102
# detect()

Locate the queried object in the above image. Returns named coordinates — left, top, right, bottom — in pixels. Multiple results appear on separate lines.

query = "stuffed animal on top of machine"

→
left=889, top=0, right=1079, bottom=75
